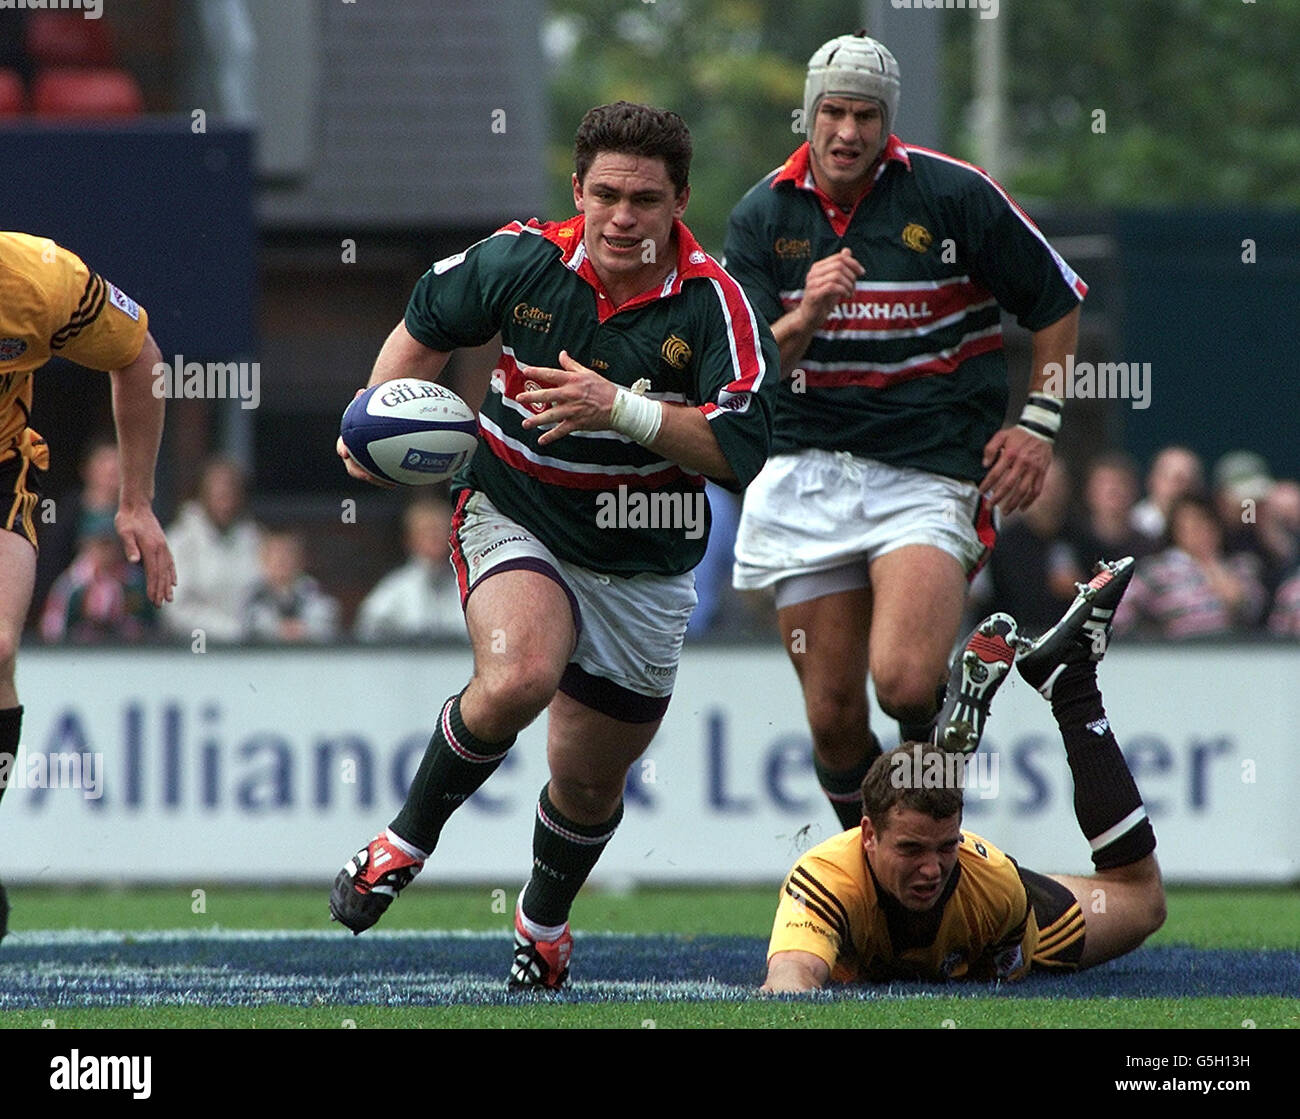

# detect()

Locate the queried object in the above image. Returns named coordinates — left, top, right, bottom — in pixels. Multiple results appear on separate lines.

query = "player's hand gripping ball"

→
left=340, top=379, right=478, bottom=486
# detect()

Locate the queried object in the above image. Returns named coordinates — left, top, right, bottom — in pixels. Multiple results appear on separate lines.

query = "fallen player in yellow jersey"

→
left=763, top=558, right=1166, bottom=990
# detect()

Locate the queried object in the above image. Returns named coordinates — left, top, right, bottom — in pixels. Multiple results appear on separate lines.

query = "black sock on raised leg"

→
left=1048, top=665, right=1155, bottom=869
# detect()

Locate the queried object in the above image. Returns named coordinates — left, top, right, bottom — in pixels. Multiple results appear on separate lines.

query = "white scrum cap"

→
left=804, top=31, right=901, bottom=137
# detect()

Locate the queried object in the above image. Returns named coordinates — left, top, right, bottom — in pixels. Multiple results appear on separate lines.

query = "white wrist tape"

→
left=1017, top=392, right=1064, bottom=443
left=609, top=384, right=664, bottom=446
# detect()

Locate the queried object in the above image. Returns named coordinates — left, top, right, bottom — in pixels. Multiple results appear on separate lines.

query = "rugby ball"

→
left=340, top=379, right=479, bottom=486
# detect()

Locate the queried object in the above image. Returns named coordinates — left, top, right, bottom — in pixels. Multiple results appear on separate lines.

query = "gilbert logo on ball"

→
left=341, top=379, right=479, bottom=485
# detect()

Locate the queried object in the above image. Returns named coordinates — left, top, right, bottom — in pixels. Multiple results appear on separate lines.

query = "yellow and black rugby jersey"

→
left=768, top=827, right=1035, bottom=982
left=0, top=232, right=149, bottom=462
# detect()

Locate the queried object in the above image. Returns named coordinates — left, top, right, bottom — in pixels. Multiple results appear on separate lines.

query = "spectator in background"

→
left=688, top=481, right=777, bottom=640
left=1211, top=450, right=1273, bottom=563
left=162, top=456, right=261, bottom=643
left=1115, top=494, right=1267, bottom=638
left=975, top=458, right=1083, bottom=636
left=1131, top=445, right=1204, bottom=544
left=30, top=437, right=121, bottom=625
left=244, top=529, right=339, bottom=643
left=354, top=496, right=465, bottom=642
left=1267, top=568, right=1300, bottom=638
left=1258, top=480, right=1300, bottom=603
left=1066, top=451, right=1156, bottom=573
left=685, top=482, right=741, bottom=638
left=40, top=509, right=156, bottom=644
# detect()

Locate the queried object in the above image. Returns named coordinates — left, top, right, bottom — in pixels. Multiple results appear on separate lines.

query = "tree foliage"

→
left=544, top=0, right=861, bottom=254
left=544, top=0, right=1300, bottom=254
left=951, top=0, right=1300, bottom=205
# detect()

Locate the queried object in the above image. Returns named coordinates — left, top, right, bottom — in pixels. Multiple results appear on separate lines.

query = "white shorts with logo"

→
left=732, top=450, right=996, bottom=607
left=451, top=490, right=697, bottom=711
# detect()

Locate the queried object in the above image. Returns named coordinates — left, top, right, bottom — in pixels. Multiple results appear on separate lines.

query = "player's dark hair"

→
left=860, top=742, right=963, bottom=830
left=573, top=102, right=692, bottom=195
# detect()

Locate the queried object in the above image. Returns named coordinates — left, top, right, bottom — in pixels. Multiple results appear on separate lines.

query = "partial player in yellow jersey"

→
left=0, top=232, right=177, bottom=940
left=763, top=558, right=1167, bottom=990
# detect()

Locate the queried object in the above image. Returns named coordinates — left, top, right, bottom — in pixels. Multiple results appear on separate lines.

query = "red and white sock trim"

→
left=442, top=696, right=511, bottom=764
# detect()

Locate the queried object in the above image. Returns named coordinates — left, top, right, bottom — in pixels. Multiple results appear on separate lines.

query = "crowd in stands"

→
left=970, top=446, right=1300, bottom=640
left=29, top=454, right=442, bottom=647
left=25, top=444, right=1300, bottom=645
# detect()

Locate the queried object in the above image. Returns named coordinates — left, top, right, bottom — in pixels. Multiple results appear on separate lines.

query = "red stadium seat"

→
left=0, top=68, right=25, bottom=116
left=32, top=67, right=144, bottom=118
left=25, top=11, right=116, bottom=67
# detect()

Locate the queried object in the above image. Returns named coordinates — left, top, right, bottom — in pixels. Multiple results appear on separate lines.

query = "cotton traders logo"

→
left=660, top=335, right=691, bottom=370
left=901, top=222, right=932, bottom=253
left=0, top=337, right=28, bottom=361
left=512, top=302, right=553, bottom=334
left=774, top=237, right=811, bottom=259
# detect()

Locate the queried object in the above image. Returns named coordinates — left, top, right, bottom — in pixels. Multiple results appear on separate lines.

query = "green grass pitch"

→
left=1, top=885, right=1297, bottom=1028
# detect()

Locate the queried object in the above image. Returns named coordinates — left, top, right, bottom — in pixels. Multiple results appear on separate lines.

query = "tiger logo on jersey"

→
left=661, top=335, right=691, bottom=370
left=901, top=222, right=933, bottom=253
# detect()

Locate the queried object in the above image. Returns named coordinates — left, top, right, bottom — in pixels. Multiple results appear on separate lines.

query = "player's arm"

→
left=109, top=330, right=177, bottom=606
left=367, top=320, right=452, bottom=388
left=517, top=264, right=779, bottom=488
left=42, top=247, right=175, bottom=605
left=723, top=201, right=851, bottom=380
left=979, top=305, right=1079, bottom=514
left=342, top=231, right=517, bottom=485
left=337, top=322, right=453, bottom=486
left=949, top=170, right=1083, bottom=517
left=643, top=392, right=737, bottom=483
left=761, top=950, right=831, bottom=993
left=762, top=854, right=854, bottom=993
left=517, top=351, right=738, bottom=482
left=770, top=248, right=864, bottom=377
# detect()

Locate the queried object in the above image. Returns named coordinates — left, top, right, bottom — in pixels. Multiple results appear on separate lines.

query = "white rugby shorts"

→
left=451, top=490, right=697, bottom=708
left=732, top=450, right=996, bottom=605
